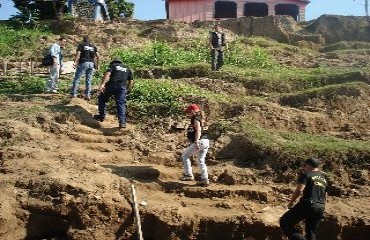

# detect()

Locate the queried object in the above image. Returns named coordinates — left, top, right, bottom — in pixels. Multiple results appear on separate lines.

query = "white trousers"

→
left=182, top=139, right=210, bottom=180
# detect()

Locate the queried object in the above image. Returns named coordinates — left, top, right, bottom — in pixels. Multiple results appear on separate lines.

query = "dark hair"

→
left=83, top=36, right=90, bottom=42
left=59, top=36, right=67, bottom=41
left=304, top=157, right=320, bottom=168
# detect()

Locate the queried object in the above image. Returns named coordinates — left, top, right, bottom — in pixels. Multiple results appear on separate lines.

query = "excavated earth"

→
left=0, top=17, right=370, bottom=240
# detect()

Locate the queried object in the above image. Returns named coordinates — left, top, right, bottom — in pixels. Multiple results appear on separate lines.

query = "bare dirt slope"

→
left=0, top=85, right=369, bottom=240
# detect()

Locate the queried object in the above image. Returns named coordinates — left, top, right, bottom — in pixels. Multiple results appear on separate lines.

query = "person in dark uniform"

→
left=209, top=24, right=227, bottom=71
left=71, top=36, right=100, bottom=100
left=94, top=59, right=133, bottom=129
left=280, top=157, right=328, bottom=240
left=179, top=104, right=210, bottom=186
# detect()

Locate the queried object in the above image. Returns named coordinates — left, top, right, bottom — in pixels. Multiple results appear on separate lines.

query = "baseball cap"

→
left=304, top=157, right=320, bottom=168
left=185, top=104, right=200, bottom=112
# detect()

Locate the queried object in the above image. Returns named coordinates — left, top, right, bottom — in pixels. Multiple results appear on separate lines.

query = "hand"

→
left=195, top=141, right=200, bottom=149
left=99, top=85, right=105, bottom=93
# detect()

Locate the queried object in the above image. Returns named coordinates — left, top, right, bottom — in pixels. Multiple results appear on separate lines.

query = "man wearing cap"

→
left=94, top=59, right=133, bottom=128
left=280, top=157, right=328, bottom=240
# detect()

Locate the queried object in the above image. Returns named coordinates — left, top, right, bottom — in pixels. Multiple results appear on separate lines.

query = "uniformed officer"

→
left=94, top=59, right=133, bottom=128
left=280, top=157, right=328, bottom=240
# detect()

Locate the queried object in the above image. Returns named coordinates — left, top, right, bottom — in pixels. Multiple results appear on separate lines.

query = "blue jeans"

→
left=98, top=85, right=127, bottom=123
left=71, top=62, right=94, bottom=97
left=94, top=2, right=110, bottom=21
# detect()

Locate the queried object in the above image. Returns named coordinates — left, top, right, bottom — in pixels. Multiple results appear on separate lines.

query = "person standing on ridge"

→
left=71, top=36, right=100, bottom=100
left=209, top=24, right=227, bottom=71
left=280, top=157, right=328, bottom=240
left=46, top=37, right=67, bottom=93
left=179, top=104, right=210, bottom=187
left=94, top=59, right=133, bottom=129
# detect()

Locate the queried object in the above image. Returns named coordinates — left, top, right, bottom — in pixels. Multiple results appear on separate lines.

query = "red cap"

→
left=185, top=104, right=200, bottom=112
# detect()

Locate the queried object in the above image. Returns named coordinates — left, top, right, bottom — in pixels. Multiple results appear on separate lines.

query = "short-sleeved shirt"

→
left=77, top=42, right=97, bottom=64
left=298, top=171, right=328, bottom=204
left=186, top=115, right=208, bottom=142
left=106, top=61, right=133, bottom=88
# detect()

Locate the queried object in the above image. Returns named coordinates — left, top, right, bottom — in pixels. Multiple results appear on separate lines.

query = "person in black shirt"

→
left=94, top=59, right=133, bottom=129
left=280, top=157, right=328, bottom=240
left=71, top=36, right=100, bottom=100
left=179, top=104, right=210, bottom=186
left=209, top=24, right=227, bottom=71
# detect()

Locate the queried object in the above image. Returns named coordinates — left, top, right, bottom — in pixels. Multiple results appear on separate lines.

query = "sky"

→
left=0, top=0, right=367, bottom=21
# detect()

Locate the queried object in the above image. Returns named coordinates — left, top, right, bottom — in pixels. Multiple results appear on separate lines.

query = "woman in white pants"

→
left=180, top=104, right=210, bottom=186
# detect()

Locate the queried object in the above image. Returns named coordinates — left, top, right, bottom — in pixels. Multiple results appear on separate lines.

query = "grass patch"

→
left=0, top=24, right=52, bottom=58
left=234, top=118, right=370, bottom=158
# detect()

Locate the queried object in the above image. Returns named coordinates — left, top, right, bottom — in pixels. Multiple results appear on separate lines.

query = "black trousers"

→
left=280, top=201, right=325, bottom=240
left=211, top=48, right=224, bottom=71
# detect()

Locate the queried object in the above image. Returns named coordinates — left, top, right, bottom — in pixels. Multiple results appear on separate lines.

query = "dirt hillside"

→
left=0, top=16, right=370, bottom=240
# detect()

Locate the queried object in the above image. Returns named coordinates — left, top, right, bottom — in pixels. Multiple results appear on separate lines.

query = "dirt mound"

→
left=305, top=15, right=370, bottom=45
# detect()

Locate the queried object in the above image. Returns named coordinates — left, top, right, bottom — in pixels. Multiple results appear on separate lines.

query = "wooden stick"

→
left=3, top=60, right=7, bottom=76
left=131, top=184, right=143, bottom=240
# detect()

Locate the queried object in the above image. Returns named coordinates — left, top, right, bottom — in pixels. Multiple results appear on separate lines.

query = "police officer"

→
left=94, top=59, right=133, bottom=128
left=71, top=36, right=100, bottom=100
left=280, top=157, right=328, bottom=240
left=209, top=24, right=227, bottom=71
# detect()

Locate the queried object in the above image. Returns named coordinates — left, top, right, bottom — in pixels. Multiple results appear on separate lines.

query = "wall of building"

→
left=168, top=0, right=308, bottom=22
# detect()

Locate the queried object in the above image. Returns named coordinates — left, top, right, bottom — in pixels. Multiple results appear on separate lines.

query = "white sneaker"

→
left=197, top=179, right=209, bottom=186
left=179, top=175, right=194, bottom=181
left=51, top=89, right=58, bottom=93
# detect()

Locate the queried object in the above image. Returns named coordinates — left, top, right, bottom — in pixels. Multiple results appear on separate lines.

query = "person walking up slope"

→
left=71, top=36, right=100, bottom=100
left=280, top=157, right=328, bottom=240
left=180, top=104, right=210, bottom=186
left=94, top=59, right=133, bottom=128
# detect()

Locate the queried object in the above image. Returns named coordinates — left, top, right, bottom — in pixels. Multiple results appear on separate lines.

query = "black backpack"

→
left=41, top=53, right=54, bottom=66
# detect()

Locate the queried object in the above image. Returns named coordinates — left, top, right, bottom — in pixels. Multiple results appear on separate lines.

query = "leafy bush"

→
left=111, top=40, right=277, bottom=70
left=111, top=41, right=209, bottom=68
left=0, top=76, right=45, bottom=94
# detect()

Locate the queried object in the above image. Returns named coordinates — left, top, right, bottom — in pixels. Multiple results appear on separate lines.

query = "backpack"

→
left=41, top=53, right=54, bottom=66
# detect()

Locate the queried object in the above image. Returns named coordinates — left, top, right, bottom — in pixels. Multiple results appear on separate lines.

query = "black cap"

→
left=304, top=157, right=320, bottom=168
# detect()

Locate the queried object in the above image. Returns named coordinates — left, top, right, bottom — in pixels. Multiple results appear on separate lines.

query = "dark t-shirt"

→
left=77, top=42, right=97, bottom=64
left=298, top=171, right=328, bottom=204
left=106, top=62, right=133, bottom=88
left=186, top=115, right=208, bottom=142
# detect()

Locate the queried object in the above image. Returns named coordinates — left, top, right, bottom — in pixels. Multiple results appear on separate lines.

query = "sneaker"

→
left=93, top=115, right=104, bottom=122
left=119, top=122, right=126, bottom=128
left=179, top=175, right=194, bottom=181
left=51, top=89, right=58, bottom=93
left=197, top=179, right=210, bottom=187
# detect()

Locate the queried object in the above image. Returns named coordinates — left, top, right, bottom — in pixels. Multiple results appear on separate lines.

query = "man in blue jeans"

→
left=280, top=157, right=328, bottom=240
left=71, top=36, right=100, bottom=100
left=94, top=59, right=133, bottom=128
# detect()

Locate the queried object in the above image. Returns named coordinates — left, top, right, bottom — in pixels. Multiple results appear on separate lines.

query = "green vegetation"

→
left=0, top=24, right=51, bottom=57
left=127, top=79, right=228, bottom=118
left=110, top=39, right=277, bottom=69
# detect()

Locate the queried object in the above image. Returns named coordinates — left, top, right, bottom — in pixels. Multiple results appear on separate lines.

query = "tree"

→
left=11, top=0, right=65, bottom=23
left=11, top=0, right=134, bottom=23
left=365, top=0, right=369, bottom=16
